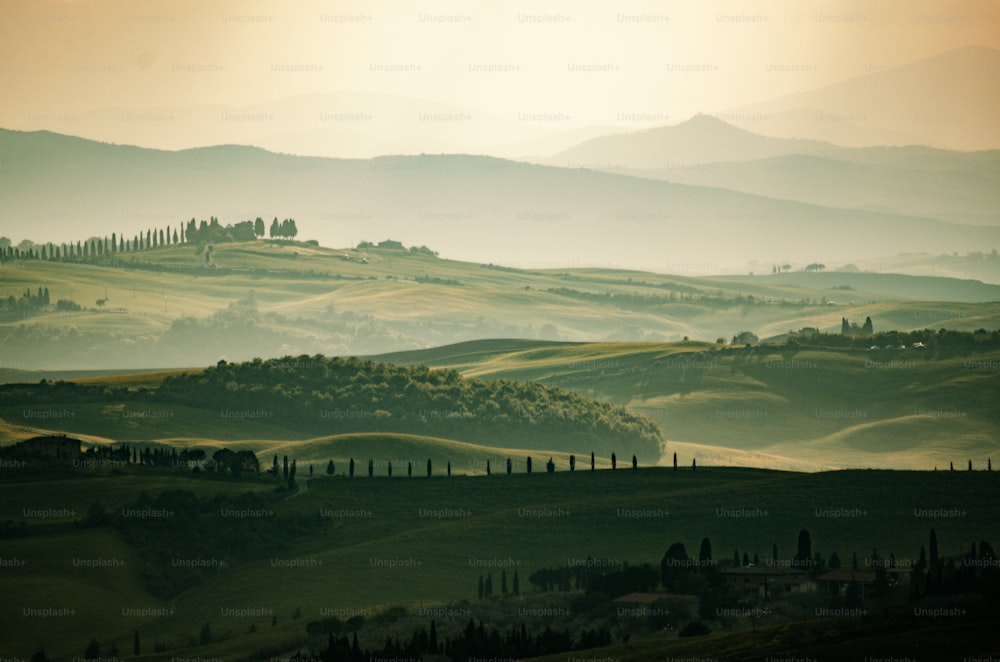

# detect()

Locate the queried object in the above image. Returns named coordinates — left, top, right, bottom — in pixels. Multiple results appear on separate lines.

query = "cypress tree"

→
left=699, top=538, right=712, bottom=564
left=796, top=529, right=812, bottom=564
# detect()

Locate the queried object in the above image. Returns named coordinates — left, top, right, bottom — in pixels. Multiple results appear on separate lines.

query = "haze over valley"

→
left=1, top=2, right=998, bottom=661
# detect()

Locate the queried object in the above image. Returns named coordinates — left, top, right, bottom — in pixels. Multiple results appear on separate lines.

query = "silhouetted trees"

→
left=796, top=529, right=812, bottom=566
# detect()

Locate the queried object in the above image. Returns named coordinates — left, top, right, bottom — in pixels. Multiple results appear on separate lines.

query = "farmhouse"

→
left=720, top=566, right=816, bottom=599
left=0, top=435, right=81, bottom=463
left=816, top=570, right=877, bottom=600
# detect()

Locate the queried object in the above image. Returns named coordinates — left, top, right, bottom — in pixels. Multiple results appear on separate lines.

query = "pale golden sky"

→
left=2, top=0, right=997, bottom=152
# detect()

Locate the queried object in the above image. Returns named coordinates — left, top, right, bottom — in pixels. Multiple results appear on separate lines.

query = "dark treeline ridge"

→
left=784, top=326, right=1000, bottom=350
left=0, top=355, right=664, bottom=459
left=300, top=619, right=608, bottom=662
left=157, top=356, right=663, bottom=459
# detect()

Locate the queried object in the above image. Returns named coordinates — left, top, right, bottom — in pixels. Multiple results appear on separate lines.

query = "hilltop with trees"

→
left=0, top=355, right=665, bottom=461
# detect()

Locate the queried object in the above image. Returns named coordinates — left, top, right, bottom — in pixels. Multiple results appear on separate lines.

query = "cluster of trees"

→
left=477, top=569, right=520, bottom=598
left=0, top=285, right=81, bottom=317
left=521, top=526, right=998, bottom=631
left=356, top=239, right=437, bottom=256
left=529, top=561, right=659, bottom=595
left=911, top=530, right=997, bottom=601
left=184, top=216, right=298, bottom=244
left=308, top=618, right=609, bottom=661
left=841, top=316, right=874, bottom=335
left=788, top=327, right=1000, bottom=351
left=770, top=263, right=825, bottom=273
left=150, top=355, right=663, bottom=459
left=0, top=227, right=182, bottom=262
left=0, top=216, right=301, bottom=264
left=0, top=286, right=50, bottom=313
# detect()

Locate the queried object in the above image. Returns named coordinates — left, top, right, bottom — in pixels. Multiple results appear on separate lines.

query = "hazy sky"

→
left=2, top=0, right=998, bottom=150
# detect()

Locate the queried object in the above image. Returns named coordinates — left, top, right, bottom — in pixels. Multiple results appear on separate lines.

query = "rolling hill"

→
left=3, top=240, right=1000, bottom=372
left=371, top=338, right=1000, bottom=471
left=0, top=353, right=665, bottom=461
left=2, top=128, right=998, bottom=274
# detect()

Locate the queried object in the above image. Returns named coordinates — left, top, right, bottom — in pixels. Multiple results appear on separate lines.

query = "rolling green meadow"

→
left=1, top=239, right=998, bottom=661
left=3, top=15, right=1000, bottom=660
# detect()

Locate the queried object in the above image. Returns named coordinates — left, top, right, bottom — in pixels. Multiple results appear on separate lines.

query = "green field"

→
left=0, top=463, right=996, bottom=661
left=3, top=240, right=1000, bottom=371
left=372, top=339, right=1000, bottom=471
left=2, top=334, right=997, bottom=471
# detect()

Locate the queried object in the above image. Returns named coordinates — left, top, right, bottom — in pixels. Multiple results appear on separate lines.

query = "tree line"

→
left=151, top=356, right=664, bottom=459
left=0, top=355, right=664, bottom=458
left=0, top=216, right=300, bottom=263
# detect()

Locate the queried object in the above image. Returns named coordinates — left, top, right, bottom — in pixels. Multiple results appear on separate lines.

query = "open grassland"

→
left=374, top=340, right=1000, bottom=471
left=0, top=465, right=996, bottom=660
left=3, top=241, right=1000, bottom=371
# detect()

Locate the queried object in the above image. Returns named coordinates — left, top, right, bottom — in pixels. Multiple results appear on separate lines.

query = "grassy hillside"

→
left=0, top=353, right=665, bottom=461
left=0, top=465, right=996, bottom=660
left=3, top=332, right=997, bottom=471
left=2, top=128, right=999, bottom=275
left=3, top=240, right=999, bottom=371
left=372, top=339, right=1000, bottom=471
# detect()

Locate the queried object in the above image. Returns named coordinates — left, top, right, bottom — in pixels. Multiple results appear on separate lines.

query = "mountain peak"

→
left=546, top=112, right=829, bottom=169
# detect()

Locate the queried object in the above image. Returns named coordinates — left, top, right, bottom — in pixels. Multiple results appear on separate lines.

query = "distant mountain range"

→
left=6, top=91, right=627, bottom=161
left=720, top=46, right=1000, bottom=151
left=2, top=127, right=998, bottom=272
left=3, top=46, right=996, bottom=160
left=542, top=114, right=1000, bottom=227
